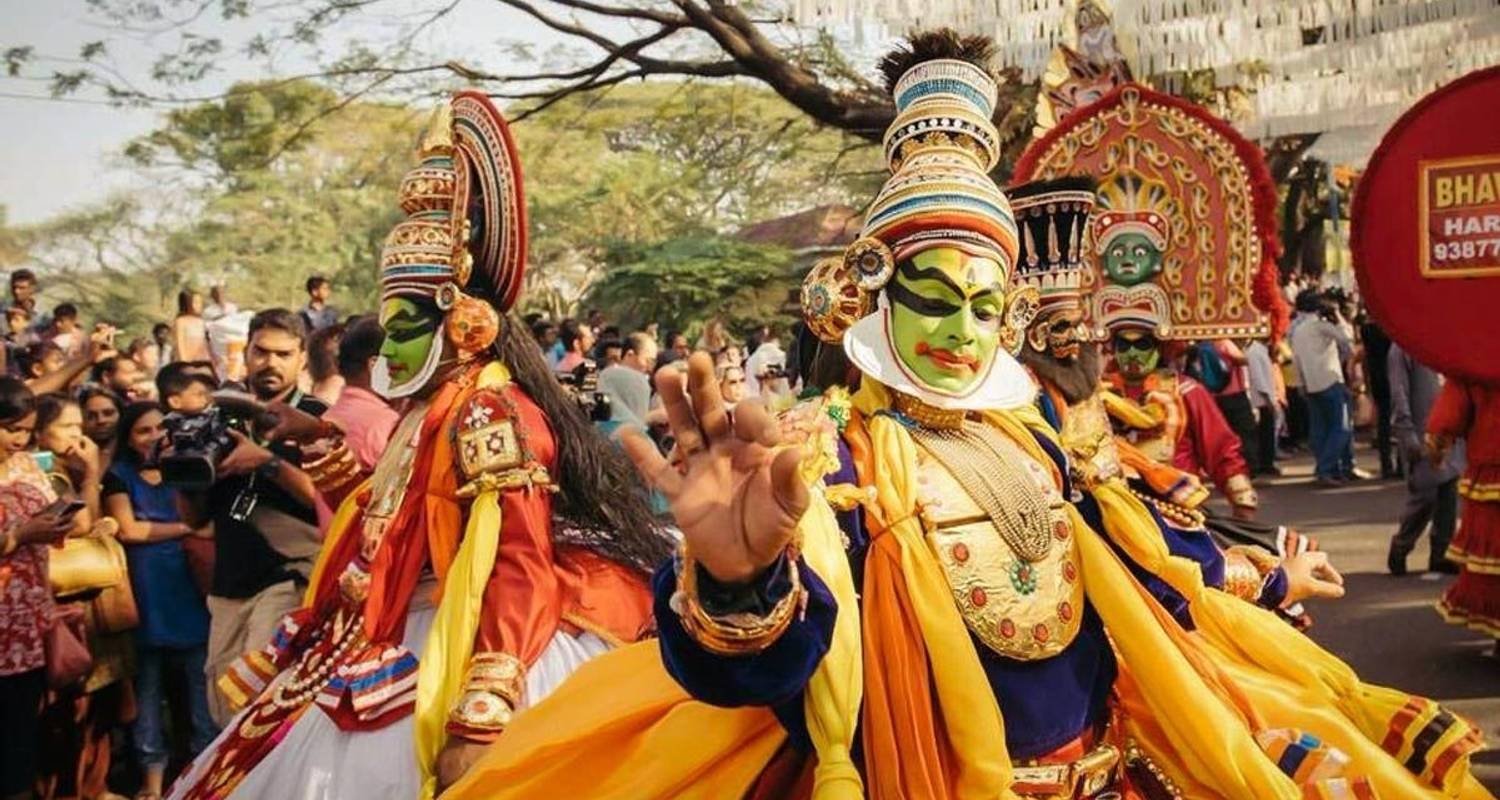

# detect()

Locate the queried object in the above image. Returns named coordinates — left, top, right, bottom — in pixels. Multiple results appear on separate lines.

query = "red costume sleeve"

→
left=444, top=384, right=566, bottom=742
left=1426, top=379, right=1474, bottom=442
left=1177, top=379, right=1255, bottom=505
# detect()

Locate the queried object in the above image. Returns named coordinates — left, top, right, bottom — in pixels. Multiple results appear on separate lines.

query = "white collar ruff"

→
left=842, top=296, right=1037, bottom=411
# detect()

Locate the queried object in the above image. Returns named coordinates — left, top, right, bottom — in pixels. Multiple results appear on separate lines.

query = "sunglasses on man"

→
left=1111, top=333, right=1158, bottom=353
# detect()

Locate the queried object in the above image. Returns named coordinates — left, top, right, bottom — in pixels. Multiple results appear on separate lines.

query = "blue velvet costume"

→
left=654, top=425, right=1287, bottom=764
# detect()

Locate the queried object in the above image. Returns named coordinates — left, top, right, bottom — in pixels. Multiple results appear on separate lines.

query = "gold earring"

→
left=1002, top=286, right=1041, bottom=356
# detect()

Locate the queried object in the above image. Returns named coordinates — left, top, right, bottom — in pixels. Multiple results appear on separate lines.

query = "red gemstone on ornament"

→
left=1059, top=602, right=1074, bottom=622
left=1054, top=520, right=1070, bottom=540
left=970, top=587, right=988, bottom=607
left=1000, top=618, right=1016, bottom=638
left=952, top=543, right=970, bottom=563
left=1063, top=562, right=1077, bottom=582
left=1033, top=623, right=1050, bottom=642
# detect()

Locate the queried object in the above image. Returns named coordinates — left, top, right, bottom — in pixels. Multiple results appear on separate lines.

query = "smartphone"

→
left=42, top=498, right=87, bottom=518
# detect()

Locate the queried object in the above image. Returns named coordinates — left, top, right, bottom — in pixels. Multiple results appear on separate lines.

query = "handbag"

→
left=45, top=603, right=93, bottom=689
left=89, top=573, right=140, bottom=634
left=49, top=523, right=129, bottom=599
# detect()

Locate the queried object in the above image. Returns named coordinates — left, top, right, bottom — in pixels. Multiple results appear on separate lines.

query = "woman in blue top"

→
left=102, top=402, right=216, bottom=800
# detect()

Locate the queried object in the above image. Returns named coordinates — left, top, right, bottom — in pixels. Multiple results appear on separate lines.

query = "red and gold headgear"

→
left=1015, top=83, right=1287, bottom=342
left=380, top=91, right=527, bottom=357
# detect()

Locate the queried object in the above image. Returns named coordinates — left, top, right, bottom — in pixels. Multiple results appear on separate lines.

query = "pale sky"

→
left=0, top=0, right=606, bottom=225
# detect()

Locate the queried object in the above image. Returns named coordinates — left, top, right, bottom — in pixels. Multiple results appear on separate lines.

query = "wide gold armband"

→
left=455, top=464, right=554, bottom=499
left=304, top=443, right=362, bottom=496
left=1223, top=545, right=1280, bottom=602
left=1224, top=473, right=1258, bottom=509
left=448, top=652, right=526, bottom=732
left=671, top=546, right=805, bottom=657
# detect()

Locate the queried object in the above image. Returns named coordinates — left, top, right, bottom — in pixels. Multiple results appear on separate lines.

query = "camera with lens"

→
left=157, top=390, right=269, bottom=490
left=556, top=359, right=612, bottom=422
left=757, top=363, right=788, bottom=381
left=159, top=407, right=238, bottom=490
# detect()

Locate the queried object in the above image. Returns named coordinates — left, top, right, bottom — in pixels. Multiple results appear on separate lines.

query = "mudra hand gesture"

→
left=622, top=352, right=810, bottom=585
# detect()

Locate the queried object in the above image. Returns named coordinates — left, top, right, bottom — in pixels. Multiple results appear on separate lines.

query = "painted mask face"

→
left=378, top=298, right=441, bottom=394
left=1027, top=306, right=1086, bottom=361
left=1101, top=232, right=1163, bottom=286
left=887, top=247, right=1006, bottom=395
left=1111, top=329, right=1161, bottom=380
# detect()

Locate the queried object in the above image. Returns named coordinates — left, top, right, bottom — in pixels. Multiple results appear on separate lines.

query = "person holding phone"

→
left=33, top=393, right=134, bottom=800
left=0, top=377, right=77, bottom=800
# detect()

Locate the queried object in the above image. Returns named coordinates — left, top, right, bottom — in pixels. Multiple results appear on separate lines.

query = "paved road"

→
left=1223, top=450, right=1499, bottom=791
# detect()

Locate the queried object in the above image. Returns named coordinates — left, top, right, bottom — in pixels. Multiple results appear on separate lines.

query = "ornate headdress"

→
left=1008, top=176, right=1097, bottom=314
left=1015, top=83, right=1287, bottom=342
left=376, top=91, right=527, bottom=396
left=1092, top=173, right=1170, bottom=256
left=802, top=31, right=1036, bottom=410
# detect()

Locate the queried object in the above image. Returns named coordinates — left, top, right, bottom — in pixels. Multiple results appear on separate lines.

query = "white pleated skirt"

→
left=169, top=606, right=611, bottom=800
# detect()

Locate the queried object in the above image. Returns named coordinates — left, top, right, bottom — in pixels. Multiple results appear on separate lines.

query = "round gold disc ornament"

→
left=1000, top=285, right=1041, bottom=356
left=802, top=256, right=875, bottom=344
left=846, top=237, right=897, bottom=292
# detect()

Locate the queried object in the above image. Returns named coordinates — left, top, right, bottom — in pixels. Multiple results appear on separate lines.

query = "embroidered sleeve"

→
left=454, top=387, right=552, bottom=497
left=446, top=385, right=564, bottom=741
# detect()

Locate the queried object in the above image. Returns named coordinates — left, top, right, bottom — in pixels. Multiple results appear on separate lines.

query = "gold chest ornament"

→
left=360, top=402, right=429, bottom=561
left=909, top=420, right=1085, bottom=661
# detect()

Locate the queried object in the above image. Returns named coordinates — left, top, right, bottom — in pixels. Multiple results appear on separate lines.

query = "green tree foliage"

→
left=587, top=234, right=794, bottom=334
left=20, top=197, right=173, bottom=334
left=17, top=78, right=877, bottom=334
left=514, top=81, right=879, bottom=321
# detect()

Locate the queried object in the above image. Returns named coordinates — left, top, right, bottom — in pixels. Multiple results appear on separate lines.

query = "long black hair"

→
left=496, top=313, right=673, bottom=574
left=0, top=376, right=35, bottom=423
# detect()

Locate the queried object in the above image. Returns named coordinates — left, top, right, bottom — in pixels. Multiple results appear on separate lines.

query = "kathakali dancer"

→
left=1005, top=176, right=1333, bottom=627
left=445, top=32, right=1490, bottom=800
left=170, top=92, right=669, bottom=800
left=1014, top=80, right=1290, bottom=522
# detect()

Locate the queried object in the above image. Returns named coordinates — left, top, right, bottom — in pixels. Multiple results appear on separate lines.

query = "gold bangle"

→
left=1225, top=473, right=1258, bottom=509
left=671, top=545, right=804, bottom=656
left=0, top=530, right=16, bottom=557
left=1223, top=545, right=1280, bottom=601
left=449, top=689, right=514, bottom=732
left=304, top=443, right=362, bottom=495
left=463, top=651, right=526, bottom=707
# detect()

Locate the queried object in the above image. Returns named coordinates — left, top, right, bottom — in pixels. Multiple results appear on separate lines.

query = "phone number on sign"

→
left=1433, top=238, right=1500, bottom=261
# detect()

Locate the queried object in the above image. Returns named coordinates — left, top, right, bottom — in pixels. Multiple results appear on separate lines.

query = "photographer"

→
left=1289, top=289, right=1359, bottom=485
left=173, top=310, right=327, bottom=726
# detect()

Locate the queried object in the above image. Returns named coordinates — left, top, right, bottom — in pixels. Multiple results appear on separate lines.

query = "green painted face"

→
left=1111, top=329, right=1161, bottom=382
left=1100, top=232, right=1163, bottom=286
left=887, top=247, right=1006, bottom=395
left=379, top=298, right=440, bottom=392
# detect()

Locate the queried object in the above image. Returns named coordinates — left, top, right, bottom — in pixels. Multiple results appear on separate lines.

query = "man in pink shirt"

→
left=321, top=315, right=399, bottom=471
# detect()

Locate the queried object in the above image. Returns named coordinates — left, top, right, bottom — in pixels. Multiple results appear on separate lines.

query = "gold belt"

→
left=1012, top=742, right=1122, bottom=799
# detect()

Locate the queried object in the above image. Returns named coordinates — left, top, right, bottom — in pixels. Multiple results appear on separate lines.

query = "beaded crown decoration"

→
left=858, top=54, right=1018, bottom=278
left=807, top=32, right=1022, bottom=345
left=1008, top=176, right=1097, bottom=313
left=1091, top=173, right=1171, bottom=257
left=379, top=91, right=527, bottom=313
